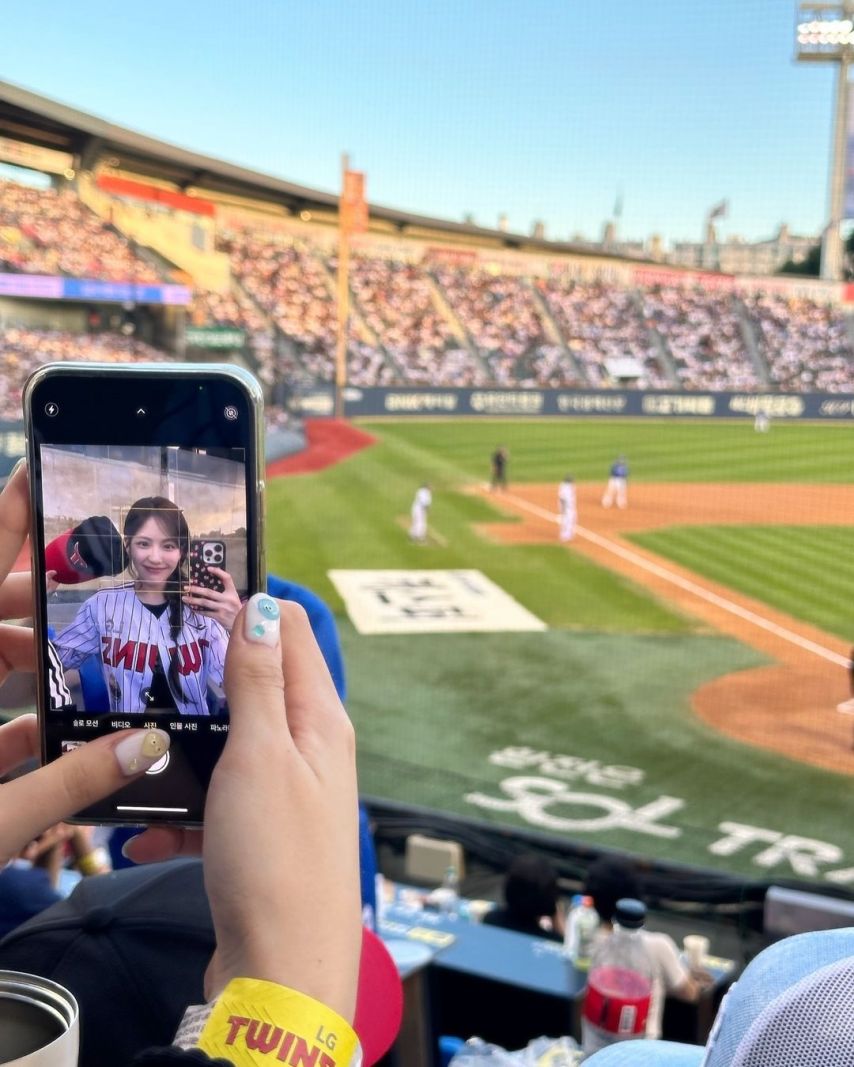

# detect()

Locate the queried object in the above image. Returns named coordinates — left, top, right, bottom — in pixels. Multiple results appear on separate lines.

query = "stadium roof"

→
left=0, top=77, right=604, bottom=257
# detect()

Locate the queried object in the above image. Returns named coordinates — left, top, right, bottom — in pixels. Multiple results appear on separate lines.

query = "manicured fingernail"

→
left=120, top=835, right=141, bottom=860
left=244, top=593, right=281, bottom=648
left=114, top=729, right=171, bottom=776
left=6, top=458, right=25, bottom=481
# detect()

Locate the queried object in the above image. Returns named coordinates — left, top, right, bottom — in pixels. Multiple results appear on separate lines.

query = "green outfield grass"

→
left=343, top=623, right=852, bottom=873
left=631, top=525, right=854, bottom=642
left=355, top=417, right=854, bottom=483
left=267, top=417, right=854, bottom=885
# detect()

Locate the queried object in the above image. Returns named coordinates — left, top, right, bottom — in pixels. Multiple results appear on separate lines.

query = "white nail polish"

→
left=244, top=593, right=281, bottom=647
left=114, top=729, right=171, bottom=776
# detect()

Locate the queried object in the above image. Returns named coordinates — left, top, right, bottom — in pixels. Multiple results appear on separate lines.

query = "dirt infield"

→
left=475, top=482, right=854, bottom=775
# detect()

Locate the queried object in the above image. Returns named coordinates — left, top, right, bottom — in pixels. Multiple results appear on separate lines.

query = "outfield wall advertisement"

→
left=293, top=386, right=854, bottom=421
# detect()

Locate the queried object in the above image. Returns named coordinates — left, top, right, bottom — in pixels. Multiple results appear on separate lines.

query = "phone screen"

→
left=25, top=364, right=264, bottom=825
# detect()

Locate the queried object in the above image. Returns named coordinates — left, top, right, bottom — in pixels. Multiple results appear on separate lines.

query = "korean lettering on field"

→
left=466, top=746, right=853, bottom=884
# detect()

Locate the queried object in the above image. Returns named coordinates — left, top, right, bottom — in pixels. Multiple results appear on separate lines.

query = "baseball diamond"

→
left=267, top=416, right=854, bottom=885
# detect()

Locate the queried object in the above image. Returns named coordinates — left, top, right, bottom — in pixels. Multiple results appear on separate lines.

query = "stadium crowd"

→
left=349, top=254, right=486, bottom=385
left=0, top=180, right=162, bottom=283
left=207, top=219, right=854, bottom=393
left=189, top=287, right=268, bottom=335
left=3, top=178, right=854, bottom=394
left=434, top=265, right=547, bottom=384
left=640, top=287, right=761, bottom=391
left=744, top=291, right=854, bottom=392
left=219, top=228, right=338, bottom=381
left=539, top=278, right=667, bottom=388
left=0, top=326, right=167, bottom=420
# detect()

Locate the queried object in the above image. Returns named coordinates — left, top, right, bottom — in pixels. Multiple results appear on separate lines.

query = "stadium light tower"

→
left=796, top=2, right=854, bottom=279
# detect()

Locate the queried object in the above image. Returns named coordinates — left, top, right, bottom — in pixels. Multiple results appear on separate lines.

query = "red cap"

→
left=355, top=927, right=403, bottom=1064
left=45, top=529, right=96, bottom=584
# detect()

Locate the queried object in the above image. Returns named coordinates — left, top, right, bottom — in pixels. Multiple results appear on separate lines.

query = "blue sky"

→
left=0, top=1, right=838, bottom=245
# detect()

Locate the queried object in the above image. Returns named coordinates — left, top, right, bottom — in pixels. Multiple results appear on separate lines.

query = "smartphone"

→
left=189, top=539, right=227, bottom=594
left=24, top=362, right=266, bottom=826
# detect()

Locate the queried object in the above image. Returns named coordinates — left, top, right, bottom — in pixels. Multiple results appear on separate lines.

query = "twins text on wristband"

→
left=193, top=978, right=362, bottom=1067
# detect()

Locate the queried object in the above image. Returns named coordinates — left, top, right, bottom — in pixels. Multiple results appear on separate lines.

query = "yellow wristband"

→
left=197, top=977, right=361, bottom=1067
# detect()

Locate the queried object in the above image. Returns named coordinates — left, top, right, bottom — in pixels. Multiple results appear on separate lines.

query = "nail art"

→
left=114, top=729, right=171, bottom=776
left=244, top=593, right=281, bottom=647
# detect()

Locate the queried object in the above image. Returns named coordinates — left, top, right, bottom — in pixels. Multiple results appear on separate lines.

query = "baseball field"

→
left=266, top=418, right=854, bottom=889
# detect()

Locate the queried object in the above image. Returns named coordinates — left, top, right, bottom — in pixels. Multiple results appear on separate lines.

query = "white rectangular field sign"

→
left=328, top=569, right=547, bottom=635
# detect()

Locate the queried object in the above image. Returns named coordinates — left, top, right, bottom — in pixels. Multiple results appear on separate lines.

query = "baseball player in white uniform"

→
left=558, top=474, right=577, bottom=542
left=409, top=483, right=432, bottom=543
left=53, top=495, right=230, bottom=716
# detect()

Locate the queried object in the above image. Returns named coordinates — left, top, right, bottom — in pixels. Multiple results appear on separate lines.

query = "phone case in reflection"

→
left=189, top=539, right=227, bottom=593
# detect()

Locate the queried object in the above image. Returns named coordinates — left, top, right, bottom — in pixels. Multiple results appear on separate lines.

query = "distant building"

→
left=598, top=223, right=818, bottom=274
left=668, top=224, right=818, bottom=275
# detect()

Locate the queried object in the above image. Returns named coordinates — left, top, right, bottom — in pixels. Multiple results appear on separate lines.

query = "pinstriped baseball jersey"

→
left=47, top=639, right=73, bottom=710
left=54, top=586, right=228, bottom=716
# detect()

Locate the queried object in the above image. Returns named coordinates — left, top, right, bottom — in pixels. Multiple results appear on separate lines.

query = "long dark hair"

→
left=124, top=496, right=190, bottom=700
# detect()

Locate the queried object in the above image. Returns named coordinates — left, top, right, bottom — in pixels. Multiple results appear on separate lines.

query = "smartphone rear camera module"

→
left=202, top=542, right=224, bottom=565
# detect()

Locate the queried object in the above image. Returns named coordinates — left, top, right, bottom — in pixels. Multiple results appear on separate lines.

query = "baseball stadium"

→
left=1, top=8, right=854, bottom=1053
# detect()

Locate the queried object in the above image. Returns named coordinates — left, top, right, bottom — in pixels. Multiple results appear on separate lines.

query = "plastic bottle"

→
left=440, top=864, right=460, bottom=917
left=564, top=894, right=600, bottom=970
left=581, top=898, right=655, bottom=1056
left=563, top=894, right=582, bottom=958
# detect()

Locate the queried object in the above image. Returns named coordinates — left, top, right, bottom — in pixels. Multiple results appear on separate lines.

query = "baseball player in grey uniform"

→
left=54, top=496, right=230, bottom=716
left=602, top=456, right=629, bottom=509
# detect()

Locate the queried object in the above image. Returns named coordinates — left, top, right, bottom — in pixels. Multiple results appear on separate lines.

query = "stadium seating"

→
left=0, top=180, right=164, bottom=284
left=3, top=176, right=854, bottom=394
left=0, top=327, right=167, bottom=421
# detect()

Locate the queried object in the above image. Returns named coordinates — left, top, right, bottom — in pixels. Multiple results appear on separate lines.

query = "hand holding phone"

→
left=183, top=564, right=242, bottom=632
left=124, top=595, right=362, bottom=1018
left=24, top=363, right=265, bottom=826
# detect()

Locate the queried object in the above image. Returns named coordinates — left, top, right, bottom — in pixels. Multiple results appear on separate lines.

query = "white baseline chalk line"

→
left=499, top=490, right=849, bottom=669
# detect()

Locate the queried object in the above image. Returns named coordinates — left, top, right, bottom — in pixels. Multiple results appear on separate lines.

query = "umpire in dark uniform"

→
left=490, top=445, right=508, bottom=491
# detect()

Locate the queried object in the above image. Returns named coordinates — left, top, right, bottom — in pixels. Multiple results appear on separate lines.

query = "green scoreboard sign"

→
left=185, top=327, right=246, bottom=349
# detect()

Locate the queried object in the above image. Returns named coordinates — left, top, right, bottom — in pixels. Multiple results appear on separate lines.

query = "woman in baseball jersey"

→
left=54, top=496, right=237, bottom=716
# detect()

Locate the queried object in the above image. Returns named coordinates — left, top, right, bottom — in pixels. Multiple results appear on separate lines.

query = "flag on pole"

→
left=708, top=198, right=728, bottom=220
left=341, top=170, right=368, bottom=234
